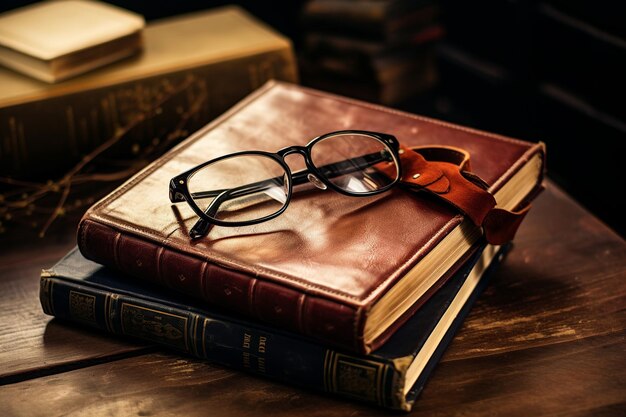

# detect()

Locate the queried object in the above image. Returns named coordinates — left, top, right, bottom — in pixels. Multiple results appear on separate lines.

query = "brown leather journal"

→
left=77, top=81, right=545, bottom=354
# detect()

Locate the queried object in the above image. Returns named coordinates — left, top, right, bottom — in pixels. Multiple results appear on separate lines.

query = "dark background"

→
left=2, top=0, right=624, bottom=236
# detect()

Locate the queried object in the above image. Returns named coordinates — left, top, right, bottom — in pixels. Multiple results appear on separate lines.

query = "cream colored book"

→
left=0, top=6, right=298, bottom=178
left=0, top=0, right=145, bottom=83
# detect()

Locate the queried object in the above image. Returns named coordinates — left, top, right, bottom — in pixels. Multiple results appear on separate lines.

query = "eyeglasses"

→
left=169, top=130, right=402, bottom=239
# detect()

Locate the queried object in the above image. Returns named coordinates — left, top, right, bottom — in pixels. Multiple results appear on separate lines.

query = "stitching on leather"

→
left=84, top=81, right=541, bottom=304
left=90, top=214, right=369, bottom=301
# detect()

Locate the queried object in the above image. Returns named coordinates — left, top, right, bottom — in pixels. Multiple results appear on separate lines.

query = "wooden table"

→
left=1, top=181, right=625, bottom=416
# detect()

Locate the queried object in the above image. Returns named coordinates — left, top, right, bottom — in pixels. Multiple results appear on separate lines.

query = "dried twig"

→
left=0, top=75, right=208, bottom=237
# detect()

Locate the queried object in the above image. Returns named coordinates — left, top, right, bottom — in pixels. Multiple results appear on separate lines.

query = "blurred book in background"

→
left=0, top=6, right=297, bottom=238
left=0, top=6, right=297, bottom=180
left=299, top=0, right=442, bottom=105
left=425, top=0, right=625, bottom=236
left=0, top=0, right=145, bottom=83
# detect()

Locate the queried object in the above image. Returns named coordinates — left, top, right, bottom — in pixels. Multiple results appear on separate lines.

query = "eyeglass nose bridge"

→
left=277, top=145, right=327, bottom=190
left=277, top=145, right=308, bottom=158
left=277, top=146, right=330, bottom=192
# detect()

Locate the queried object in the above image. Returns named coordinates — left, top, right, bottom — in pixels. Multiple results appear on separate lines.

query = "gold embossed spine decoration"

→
left=68, top=291, right=97, bottom=324
left=119, top=303, right=189, bottom=352
left=324, top=351, right=390, bottom=407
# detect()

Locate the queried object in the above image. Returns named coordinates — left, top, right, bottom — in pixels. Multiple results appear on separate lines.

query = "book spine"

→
left=39, top=275, right=399, bottom=409
left=302, top=0, right=436, bottom=40
left=77, top=219, right=364, bottom=354
left=0, top=48, right=297, bottom=178
left=304, top=0, right=388, bottom=25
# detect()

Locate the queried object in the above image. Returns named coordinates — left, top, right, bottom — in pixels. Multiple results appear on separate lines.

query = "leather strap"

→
left=378, top=144, right=530, bottom=244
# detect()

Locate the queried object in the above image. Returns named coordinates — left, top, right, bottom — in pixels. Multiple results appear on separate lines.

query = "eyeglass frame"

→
left=169, top=130, right=402, bottom=235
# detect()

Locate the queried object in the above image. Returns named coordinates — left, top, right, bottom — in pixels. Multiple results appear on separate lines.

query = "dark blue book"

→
left=40, top=243, right=507, bottom=411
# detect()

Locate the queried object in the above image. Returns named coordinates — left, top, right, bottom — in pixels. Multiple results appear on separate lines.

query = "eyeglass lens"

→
left=187, top=154, right=289, bottom=223
left=186, top=133, right=398, bottom=224
left=310, top=133, right=398, bottom=194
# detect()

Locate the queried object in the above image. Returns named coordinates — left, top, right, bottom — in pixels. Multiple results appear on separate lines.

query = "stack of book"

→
left=299, top=0, right=443, bottom=105
left=39, top=82, right=545, bottom=411
left=0, top=6, right=297, bottom=179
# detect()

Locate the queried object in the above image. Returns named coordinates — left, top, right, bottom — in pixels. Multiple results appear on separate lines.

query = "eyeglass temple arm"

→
left=189, top=151, right=391, bottom=238
left=189, top=180, right=282, bottom=238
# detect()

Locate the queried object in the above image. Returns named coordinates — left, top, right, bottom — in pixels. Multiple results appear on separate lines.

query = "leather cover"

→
left=40, top=244, right=504, bottom=411
left=77, top=81, right=546, bottom=353
left=388, top=145, right=531, bottom=244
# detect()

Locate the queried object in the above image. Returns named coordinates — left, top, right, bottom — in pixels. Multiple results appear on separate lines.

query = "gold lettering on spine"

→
left=257, top=336, right=267, bottom=373
left=258, top=336, right=266, bottom=353
left=242, top=332, right=252, bottom=368
left=242, top=332, right=251, bottom=349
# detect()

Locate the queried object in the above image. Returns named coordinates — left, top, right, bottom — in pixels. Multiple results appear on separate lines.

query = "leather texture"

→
left=388, top=145, right=530, bottom=245
left=77, top=81, right=545, bottom=353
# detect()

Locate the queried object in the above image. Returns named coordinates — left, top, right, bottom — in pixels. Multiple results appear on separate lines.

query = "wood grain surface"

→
left=0, top=219, right=151, bottom=382
left=0, top=181, right=625, bottom=416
